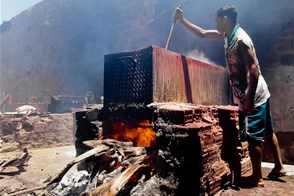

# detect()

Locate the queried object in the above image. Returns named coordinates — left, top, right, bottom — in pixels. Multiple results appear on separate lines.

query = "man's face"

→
left=215, top=15, right=226, bottom=34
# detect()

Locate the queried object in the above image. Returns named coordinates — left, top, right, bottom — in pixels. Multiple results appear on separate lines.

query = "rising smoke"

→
left=184, top=49, right=217, bottom=65
left=1, top=0, right=293, bottom=101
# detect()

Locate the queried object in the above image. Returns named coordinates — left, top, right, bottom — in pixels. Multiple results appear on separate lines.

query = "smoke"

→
left=1, top=0, right=293, bottom=101
left=28, top=0, right=294, bottom=97
left=184, top=49, right=217, bottom=65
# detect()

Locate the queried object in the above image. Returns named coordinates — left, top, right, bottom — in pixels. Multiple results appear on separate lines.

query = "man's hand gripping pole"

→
left=165, top=4, right=182, bottom=50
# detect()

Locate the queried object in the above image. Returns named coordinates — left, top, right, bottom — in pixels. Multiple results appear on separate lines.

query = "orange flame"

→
left=108, top=120, right=156, bottom=147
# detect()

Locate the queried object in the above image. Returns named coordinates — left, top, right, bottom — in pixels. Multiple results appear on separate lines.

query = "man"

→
left=174, top=4, right=286, bottom=187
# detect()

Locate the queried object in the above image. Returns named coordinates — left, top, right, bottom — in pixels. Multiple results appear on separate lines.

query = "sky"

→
left=0, top=0, right=43, bottom=24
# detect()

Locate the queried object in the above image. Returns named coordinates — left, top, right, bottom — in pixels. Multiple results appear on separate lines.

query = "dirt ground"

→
left=0, top=145, right=77, bottom=195
left=1, top=145, right=294, bottom=196
left=220, top=166, right=294, bottom=196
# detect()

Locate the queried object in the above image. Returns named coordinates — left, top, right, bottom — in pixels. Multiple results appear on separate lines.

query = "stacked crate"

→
left=152, top=103, right=232, bottom=195
left=239, top=141, right=252, bottom=176
left=216, top=105, right=252, bottom=185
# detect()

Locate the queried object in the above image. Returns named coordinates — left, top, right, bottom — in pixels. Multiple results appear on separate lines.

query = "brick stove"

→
left=74, top=46, right=251, bottom=195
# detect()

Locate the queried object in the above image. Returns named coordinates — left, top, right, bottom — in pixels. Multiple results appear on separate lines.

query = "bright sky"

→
left=0, top=0, right=43, bottom=24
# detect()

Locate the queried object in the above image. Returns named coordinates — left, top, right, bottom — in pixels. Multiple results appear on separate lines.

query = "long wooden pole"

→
left=165, top=4, right=182, bottom=50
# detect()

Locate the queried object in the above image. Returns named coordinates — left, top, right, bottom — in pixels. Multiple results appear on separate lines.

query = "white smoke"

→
left=184, top=49, right=217, bottom=65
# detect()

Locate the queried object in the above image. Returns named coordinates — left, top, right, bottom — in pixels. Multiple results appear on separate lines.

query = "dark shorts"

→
left=239, top=99, right=274, bottom=141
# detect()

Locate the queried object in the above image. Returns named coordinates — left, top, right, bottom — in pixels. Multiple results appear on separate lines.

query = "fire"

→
left=108, top=120, right=156, bottom=147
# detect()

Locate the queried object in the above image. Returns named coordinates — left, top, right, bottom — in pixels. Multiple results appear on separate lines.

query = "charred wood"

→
left=46, top=144, right=109, bottom=185
left=0, top=148, right=30, bottom=173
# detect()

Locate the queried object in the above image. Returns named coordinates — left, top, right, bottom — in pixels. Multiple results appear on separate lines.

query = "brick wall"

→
left=0, top=113, right=74, bottom=152
left=263, top=20, right=294, bottom=164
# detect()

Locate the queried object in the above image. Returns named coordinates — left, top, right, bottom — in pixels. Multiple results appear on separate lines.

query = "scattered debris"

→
left=44, top=139, right=152, bottom=195
left=0, top=148, right=31, bottom=174
left=51, top=170, right=90, bottom=196
left=2, top=103, right=251, bottom=195
left=15, top=105, right=37, bottom=115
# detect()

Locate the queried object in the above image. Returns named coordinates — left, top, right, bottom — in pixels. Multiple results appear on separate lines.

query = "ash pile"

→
left=44, top=103, right=251, bottom=196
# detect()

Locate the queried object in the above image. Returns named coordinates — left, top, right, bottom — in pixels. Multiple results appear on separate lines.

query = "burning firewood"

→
left=39, top=137, right=151, bottom=195
left=40, top=138, right=150, bottom=195
left=30, top=103, right=247, bottom=195
left=83, top=139, right=133, bottom=149
left=85, top=139, right=147, bottom=157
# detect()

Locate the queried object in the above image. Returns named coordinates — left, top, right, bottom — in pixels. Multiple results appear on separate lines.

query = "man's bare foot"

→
left=268, top=167, right=287, bottom=178
left=240, top=176, right=265, bottom=188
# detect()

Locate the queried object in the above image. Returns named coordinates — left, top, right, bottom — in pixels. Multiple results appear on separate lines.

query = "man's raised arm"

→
left=174, top=7, right=222, bottom=40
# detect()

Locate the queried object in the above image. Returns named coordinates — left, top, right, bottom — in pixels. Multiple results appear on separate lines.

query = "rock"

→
left=51, top=171, right=90, bottom=196
left=16, top=105, right=37, bottom=115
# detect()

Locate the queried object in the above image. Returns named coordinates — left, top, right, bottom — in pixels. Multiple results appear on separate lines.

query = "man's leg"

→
left=265, top=99, right=286, bottom=177
left=248, top=139, right=264, bottom=186
left=267, top=133, right=286, bottom=176
left=239, top=101, right=269, bottom=186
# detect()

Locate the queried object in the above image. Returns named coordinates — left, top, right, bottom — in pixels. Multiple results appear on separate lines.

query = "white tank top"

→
left=224, top=25, right=270, bottom=110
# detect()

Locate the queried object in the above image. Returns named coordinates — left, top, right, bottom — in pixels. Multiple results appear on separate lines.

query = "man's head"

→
left=215, top=4, right=237, bottom=34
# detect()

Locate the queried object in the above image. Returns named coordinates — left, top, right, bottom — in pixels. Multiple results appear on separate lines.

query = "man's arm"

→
left=238, top=40, right=260, bottom=115
left=174, top=8, right=222, bottom=40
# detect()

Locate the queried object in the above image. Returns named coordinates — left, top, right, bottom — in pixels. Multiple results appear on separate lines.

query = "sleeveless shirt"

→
left=224, top=24, right=270, bottom=110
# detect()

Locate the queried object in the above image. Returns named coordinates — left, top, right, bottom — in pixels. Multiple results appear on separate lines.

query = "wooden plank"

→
left=81, top=164, right=142, bottom=196
left=0, top=148, right=30, bottom=173
left=83, top=139, right=133, bottom=149
left=46, top=144, right=109, bottom=185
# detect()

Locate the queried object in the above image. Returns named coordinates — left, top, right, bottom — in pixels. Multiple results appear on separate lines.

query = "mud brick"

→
left=203, top=155, right=219, bottom=166
left=212, top=125, right=223, bottom=143
left=202, top=164, right=211, bottom=174
left=201, top=125, right=212, bottom=132
left=216, top=105, right=239, bottom=122
left=194, top=108, right=203, bottom=122
left=230, top=109, right=238, bottom=121
left=210, top=107, right=219, bottom=120
left=209, top=186, right=221, bottom=196
left=198, top=126, right=213, bottom=145
left=241, top=156, right=252, bottom=175
left=206, top=155, right=220, bottom=165
left=202, top=144, right=221, bottom=165
left=209, top=161, right=231, bottom=189
left=209, top=177, right=231, bottom=196
left=237, top=143, right=250, bottom=160
left=199, top=127, right=215, bottom=146
left=209, top=150, right=220, bottom=160
left=212, top=164, right=227, bottom=177
left=202, top=153, right=209, bottom=164
left=240, top=141, right=250, bottom=158
left=202, top=144, right=219, bottom=154
left=213, top=131, right=223, bottom=143
left=201, top=135, right=214, bottom=146
left=33, top=123, right=46, bottom=132
left=208, top=174, right=230, bottom=195
left=211, top=125, right=222, bottom=133
left=159, top=108, right=194, bottom=125
left=209, top=179, right=222, bottom=190
left=200, top=174, right=209, bottom=188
